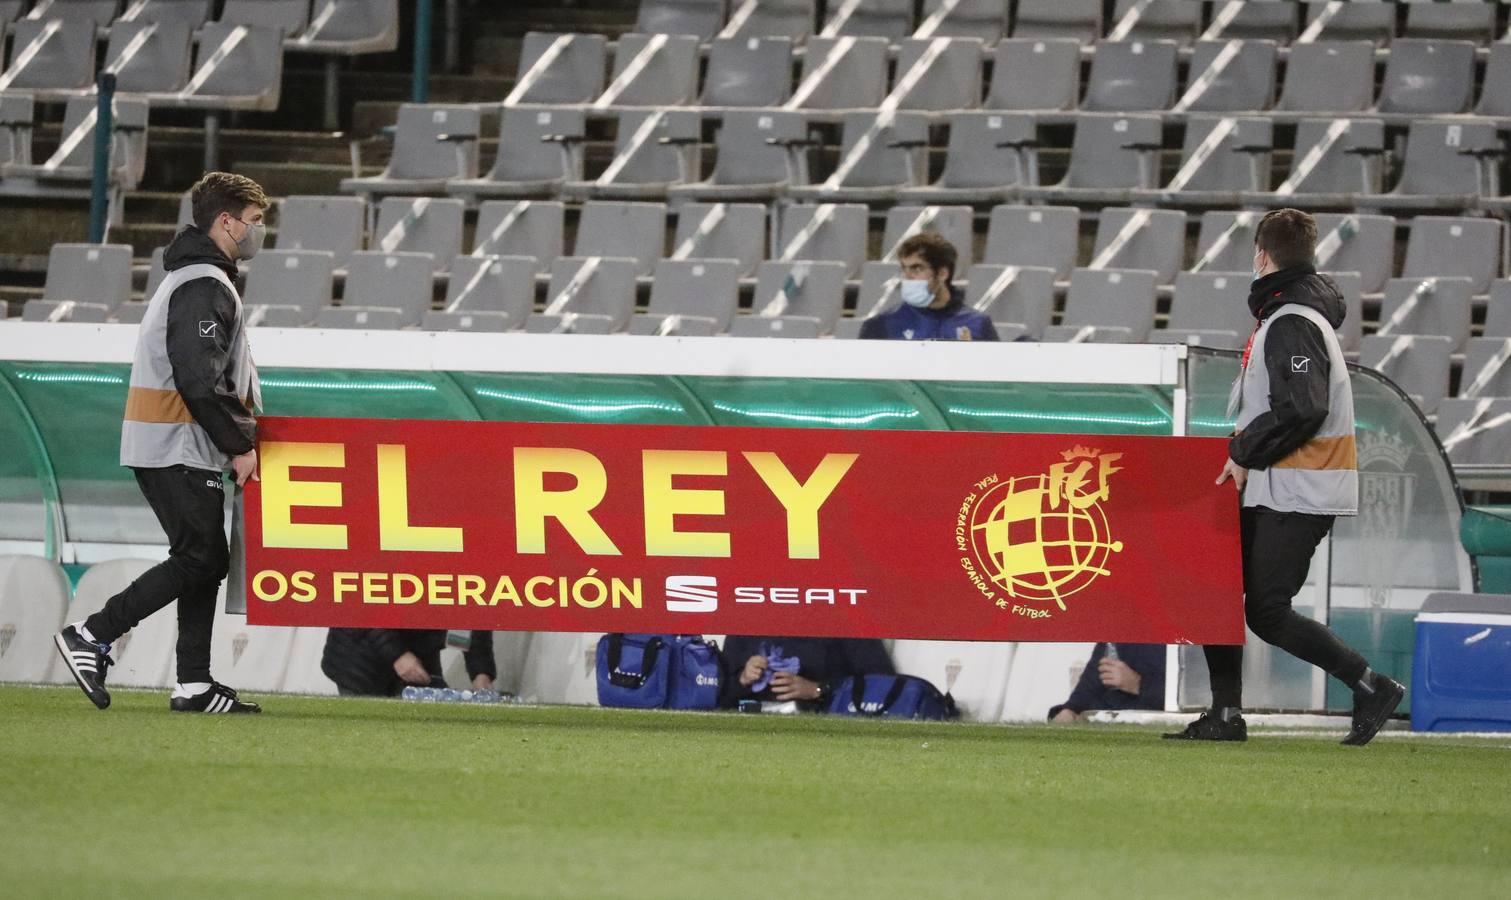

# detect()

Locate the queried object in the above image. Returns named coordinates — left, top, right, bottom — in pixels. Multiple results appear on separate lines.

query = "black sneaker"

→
left=1341, top=673, right=1405, bottom=746
left=54, top=625, right=113, bottom=710
left=169, top=682, right=262, bottom=714
left=1162, top=709, right=1247, bottom=742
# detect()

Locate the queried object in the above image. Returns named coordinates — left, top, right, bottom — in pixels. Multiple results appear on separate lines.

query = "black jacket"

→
left=719, top=635, right=895, bottom=709
left=1230, top=265, right=1347, bottom=470
left=1047, top=642, right=1166, bottom=718
left=321, top=629, right=497, bottom=696
left=162, top=226, right=256, bottom=456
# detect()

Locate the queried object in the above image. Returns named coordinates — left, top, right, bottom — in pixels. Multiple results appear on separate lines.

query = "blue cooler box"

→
left=1412, top=593, right=1511, bottom=733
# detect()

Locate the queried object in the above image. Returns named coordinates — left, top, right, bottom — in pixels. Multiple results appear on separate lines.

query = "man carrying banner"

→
left=54, top=172, right=267, bottom=714
left=1165, top=208, right=1404, bottom=745
left=859, top=233, right=998, bottom=342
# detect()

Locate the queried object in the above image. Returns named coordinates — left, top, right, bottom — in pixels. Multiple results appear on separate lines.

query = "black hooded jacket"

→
left=321, top=628, right=498, bottom=696
left=160, top=226, right=256, bottom=456
left=1229, top=264, right=1348, bottom=470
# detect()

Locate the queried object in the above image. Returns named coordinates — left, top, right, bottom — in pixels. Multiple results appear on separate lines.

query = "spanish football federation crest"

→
left=957, top=446, right=1124, bottom=617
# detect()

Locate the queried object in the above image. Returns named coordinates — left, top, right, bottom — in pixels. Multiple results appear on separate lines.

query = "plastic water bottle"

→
left=473, top=689, right=502, bottom=704
left=1104, top=642, right=1120, bottom=662
left=439, top=688, right=463, bottom=702
left=419, top=686, right=440, bottom=701
left=401, top=685, right=421, bottom=701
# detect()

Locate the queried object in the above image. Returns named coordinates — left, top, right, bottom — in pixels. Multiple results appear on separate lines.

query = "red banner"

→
left=243, top=416, right=1244, bottom=644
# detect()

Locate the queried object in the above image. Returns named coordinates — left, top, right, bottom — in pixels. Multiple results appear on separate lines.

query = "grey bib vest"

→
left=120, top=264, right=260, bottom=471
left=1232, top=303, right=1358, bottom=515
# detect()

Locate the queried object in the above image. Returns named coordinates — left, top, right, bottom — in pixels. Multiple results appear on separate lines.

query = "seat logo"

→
left=665, top=576, right=718, bottom=613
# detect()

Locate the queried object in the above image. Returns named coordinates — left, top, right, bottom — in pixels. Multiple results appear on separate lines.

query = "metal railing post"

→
left=412, top=0, right=434, bottom=104
left=88, top=73, right=116, bottom=243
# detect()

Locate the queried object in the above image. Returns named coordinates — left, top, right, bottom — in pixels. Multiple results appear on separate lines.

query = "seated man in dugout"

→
left=1048, top=642, right=1167, bottom=722
left=321, top=628, right=497, bottom=697
left=720, top=635, right=895, bottom=711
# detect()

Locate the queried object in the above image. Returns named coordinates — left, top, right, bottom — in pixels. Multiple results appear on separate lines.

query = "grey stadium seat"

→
left=821, top=0, right=912, bottom=42
left=787, top=110, right=928, bottom=202
left=0, top=93, right=34, bottom=169
left=851, top=261, right=908, bottom=324
left=220, top=0, right=310, bottom=34
left=371, top=197, right=465, bottom=272
left=1109, top=0, right=1201, bottom=47
left=505, top=32, right=607, bottom=105
left=1376, top=39, right=1477, bottom=117
left=119, top=0, right=212, bottom=27
left=143, top=245, right=167, bottom=298
left=1475, top=42, right=1511, bottom=118
left=1401, top=216, right=1502, bottom=296
left=562, top=107, right=700, bottom=201
left=526, top=256, right=640, bottom=334
left=732, top=260, right=847, bottom=336
left=1374, top=276, right=1474, bottom=351
left=154, top=22, right=285, bottom=112
left=665, top=108, right=809, bottom=203
left=1303, top=1, right=1395, bottom=45
left=879, top=205, right=973, bottom=269
left=1132, top=115, right=1271, bottom=207
left=717, top=0, right=814, bottom=44
left=0, top=1, right=25, bottom=21
left=962, top=264, right=1056, bottom=339
left=471, top=200, right=564, bottom=274
left=983, top=205, right=1079, bottom=282
left=23, top=1, right=119, bottom=24
left=1013, top=0, right=1102, bottom=43
left=1, top=95, right=149, bottom=198
left=636, top=0, right=726, bottom=42
left=290, top=0, right=400, bottom=55
left=421, top=255, right=538, bottom=333
left=787, top=36, right=888, bottom=110
left=701, top=36, right=793, bottom=108
left=1019, top=114, right=1163, bottom=205
left=1405, top=3, right=1497, bottom=45
left=1459, top=337, right=1511, bottom=400
left=1191, top=211, right=1259, bottom=274
left=1436, top=398, right=1511, bottom=469
left=0, top=18, right=96, bottom=94
left=1177, top=40, right=1278, bottom=114
left=341, top=104, right=480, bottom=199
left=1206, top=1, right=1297, bottom=44
left=1156, top=272, right=1260, bottom=350
left=1241, top=117, right=1386, bottom=207
left=318, top=250, right=435, bottom=329
left=900, top=113, right=1035, bottom=205
left=22, top=243, right=133, bottom=322
left=1321, top=271, right=1364, bottom=352
left=275, top=195, right=366, bottom=269
left=101, top=20, right=193, bottom=94
left=629, top=258, right=744, bottom=336
left=983, top=38, right=1080, bottom=113
left=668, top=202, right=766, bottom=277
left=1081, top=40, right=1179, bottom=113
left=242, top=249, right=336, bottom=327
left=1487, top=282, right=1511, bottom=338
left=1313, top=213, right=1396, bottom=296
left=0, top=555, right=70, bottom=684
left=1358, top=334, right=1453, bottom=415
left=1087, top=207, right=1186, bottom=285
left=573, top=200, right=667, bottom=277
left=1356, top=119, right=1499, bottom=212
left=1274, top=41, right=1376, bottom=115
left=921, top=0, right=1007, bottom=45
left=1041, top=268, right=1159, bottom=344
left=774, top=203, right=866, bottom=278
left=594, top=32, right=700, bottom=108
left=449, top=106, right=585, bottom=201
left=889, top=37, right=984, bottom=112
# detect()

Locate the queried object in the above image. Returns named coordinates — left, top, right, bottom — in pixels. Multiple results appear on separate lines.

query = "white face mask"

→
left=900, top=279, right=934, bottom=308
left=234, top=218, right=266, bottom=261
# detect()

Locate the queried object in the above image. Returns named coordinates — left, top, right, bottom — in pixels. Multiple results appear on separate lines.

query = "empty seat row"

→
left=629, top=0, right=1507, bottom=49
left=350, top=103, right=1511, bottom=216
left=0, top=1, right=396, bottom=55
left=0, top=93, right=144, bottom=224
left=504, top=30, right=1511, bottom=120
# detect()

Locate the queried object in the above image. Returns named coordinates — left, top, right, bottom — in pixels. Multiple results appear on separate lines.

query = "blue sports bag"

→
left=826, top=674, right=959, bottom=721
left=596, top=634, right=722, bottom=710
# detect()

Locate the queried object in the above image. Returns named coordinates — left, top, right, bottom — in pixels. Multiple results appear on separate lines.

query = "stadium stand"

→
left=422, top=254, right=539, bottom=332
left=22, top=241, right=131, bottom=321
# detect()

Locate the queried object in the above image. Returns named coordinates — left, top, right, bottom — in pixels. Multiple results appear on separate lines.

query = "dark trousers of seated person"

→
left=1203, top=506, right=1369, bottom=710
left=84, top=465, right=228, bottom=684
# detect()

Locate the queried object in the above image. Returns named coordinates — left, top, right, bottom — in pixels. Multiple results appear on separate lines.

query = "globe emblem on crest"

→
left=958, top=447, right=1125, bottom=613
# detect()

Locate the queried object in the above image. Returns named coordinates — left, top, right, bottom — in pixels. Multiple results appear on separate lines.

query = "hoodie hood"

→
left=1247, top=263, right=1347, bottom=329
left=162, top=225, right=238, bottom=279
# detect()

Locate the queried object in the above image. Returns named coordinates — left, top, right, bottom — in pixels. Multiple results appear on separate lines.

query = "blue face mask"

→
left=900, top=279, right=934, bottom=308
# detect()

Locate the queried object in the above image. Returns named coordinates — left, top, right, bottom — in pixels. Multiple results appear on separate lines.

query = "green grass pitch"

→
left=2, top=685, right=1508, bottom=899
